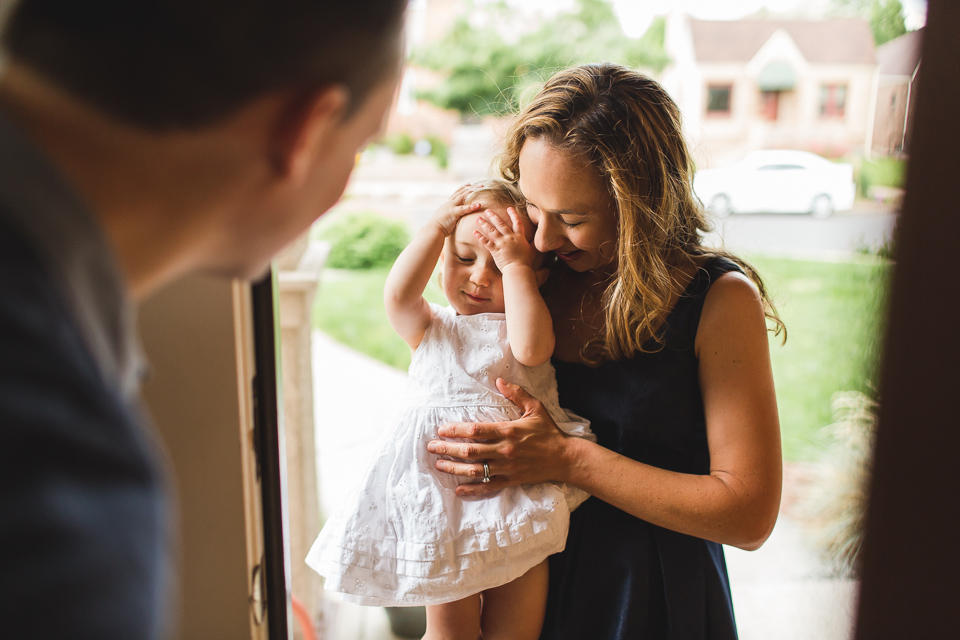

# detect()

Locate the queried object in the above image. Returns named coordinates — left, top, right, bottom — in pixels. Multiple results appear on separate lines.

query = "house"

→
left=662, top=14, right=878, bottom=168
left=867, top=28, right=923, bottom=158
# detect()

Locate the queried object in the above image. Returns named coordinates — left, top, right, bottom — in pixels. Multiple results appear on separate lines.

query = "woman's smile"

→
left=517, top=138, right=619, bottom=273
left=554, top=248, right=584, bottom=263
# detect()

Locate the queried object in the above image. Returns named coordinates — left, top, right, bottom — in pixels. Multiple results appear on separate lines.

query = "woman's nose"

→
left=535, top=217, right=564, bottom=252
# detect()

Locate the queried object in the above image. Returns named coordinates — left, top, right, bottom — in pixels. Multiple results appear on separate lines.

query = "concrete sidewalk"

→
left=310, top=330, right=858, bottom=640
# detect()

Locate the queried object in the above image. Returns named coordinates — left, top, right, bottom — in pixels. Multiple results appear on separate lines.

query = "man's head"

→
left=2, top=0, right=407, bottom=130
left=0, top=0, right=408, bottom=287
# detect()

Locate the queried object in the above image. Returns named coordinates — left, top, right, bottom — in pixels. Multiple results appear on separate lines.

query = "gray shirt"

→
left=0, top=105, right=170, bottom=639
left=0, top=109, right=145, bottom=400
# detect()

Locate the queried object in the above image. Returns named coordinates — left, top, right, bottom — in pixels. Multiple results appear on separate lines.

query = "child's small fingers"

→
left=473, top=230, right=493, bottom=247
left=456, top=202, right=482, bottom=215
left=450, top=184, right=473, bottom=204
left=506, top=207, right=524, bottom=233
left=483, top=209, right=511, bottom=233
left=476, top=216, right=501, bottom=236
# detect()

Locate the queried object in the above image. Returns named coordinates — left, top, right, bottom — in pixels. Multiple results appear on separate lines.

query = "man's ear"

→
left=535, top=266, right=550, bottom=287
left=269, top=85, right=349, bottom=180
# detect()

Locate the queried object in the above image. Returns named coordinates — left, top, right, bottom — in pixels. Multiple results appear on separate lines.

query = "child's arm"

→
left=384, top=185, right=481, bottom=350
left=475, top=207, right=555, bottom=366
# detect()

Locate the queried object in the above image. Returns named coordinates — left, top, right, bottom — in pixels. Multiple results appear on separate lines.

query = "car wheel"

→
left=709, top=194, right=733, bottom=219
left=810, top=194, right=834, bottom=219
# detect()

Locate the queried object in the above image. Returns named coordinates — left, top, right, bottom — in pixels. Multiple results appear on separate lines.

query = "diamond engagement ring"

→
left=482, top=461, right=491, bottom=483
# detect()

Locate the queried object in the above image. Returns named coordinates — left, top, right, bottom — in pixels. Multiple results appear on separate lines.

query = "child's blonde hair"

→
left=461, top=178, right=527, bottom=216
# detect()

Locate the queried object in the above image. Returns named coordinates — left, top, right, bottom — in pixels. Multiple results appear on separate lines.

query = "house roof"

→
left=876, top=28, right=923, bottom=76
left=689, top=18, right=876, bottom=65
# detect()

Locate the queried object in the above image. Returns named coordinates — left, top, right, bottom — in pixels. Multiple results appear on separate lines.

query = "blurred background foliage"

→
left=829, top=0, right=908, bottom=44
left=413, top=0, right=669, bottom=118
left=316, top=211, right=410, bottom=270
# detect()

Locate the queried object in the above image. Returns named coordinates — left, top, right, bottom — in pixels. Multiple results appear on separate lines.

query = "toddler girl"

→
left=306, top=180, right=592, bottom=640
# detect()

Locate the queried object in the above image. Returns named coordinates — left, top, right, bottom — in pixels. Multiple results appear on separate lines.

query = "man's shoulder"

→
left=0, top=215, right=169, bottom=634
left=0, top=213, right=90, bottom=369
left=0, top=213, right=117, bottom=432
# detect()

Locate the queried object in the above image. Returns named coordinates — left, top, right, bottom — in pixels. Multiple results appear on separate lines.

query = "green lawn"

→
left=753, top=256, right=890, bottom=460
left=312, top=257, right=891, bottom=461
left=313, top=268, right=447, bottom=370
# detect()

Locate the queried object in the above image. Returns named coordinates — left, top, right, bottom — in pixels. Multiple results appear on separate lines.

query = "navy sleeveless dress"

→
left=540, top=257, right=741, bottom=640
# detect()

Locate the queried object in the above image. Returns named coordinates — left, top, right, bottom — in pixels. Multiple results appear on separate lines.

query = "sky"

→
left=612, top=0, right=927, bottom=36
left=512, top=0, right=928, bottom=37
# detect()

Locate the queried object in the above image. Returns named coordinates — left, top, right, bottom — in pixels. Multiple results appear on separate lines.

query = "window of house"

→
left=820, top=83, right=847, bottom=118
left=707, top=84, right=732, bottom=115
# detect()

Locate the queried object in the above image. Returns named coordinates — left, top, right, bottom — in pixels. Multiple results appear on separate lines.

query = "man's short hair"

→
left=2, top=0, right=407, bottom=130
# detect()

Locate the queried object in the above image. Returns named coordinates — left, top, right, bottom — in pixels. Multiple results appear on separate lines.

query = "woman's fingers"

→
left=435, top=420, right=505, bottom=441
left=427, top=437, right=497, bottom=460
left=455, top=478, right=508, bottom=497
left=432, top=456, right=510, bottom=495
left=434, top=458, right=488, bottom=478
left=495, top=378, right=543, bottom=417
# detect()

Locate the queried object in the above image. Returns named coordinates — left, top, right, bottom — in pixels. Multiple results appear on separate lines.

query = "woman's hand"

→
left=474, top=207, right=538, bottom=274
left=431, top=184, right=482, bottom=236
left=427, top=378, right=575, bottom=496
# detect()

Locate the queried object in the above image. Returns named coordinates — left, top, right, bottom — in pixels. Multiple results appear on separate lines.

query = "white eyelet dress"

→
left=305, top=304, right=593, bottom=606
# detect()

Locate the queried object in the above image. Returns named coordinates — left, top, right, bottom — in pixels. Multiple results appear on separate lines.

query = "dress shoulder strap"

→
left=662, top=256, right=745, bottom=350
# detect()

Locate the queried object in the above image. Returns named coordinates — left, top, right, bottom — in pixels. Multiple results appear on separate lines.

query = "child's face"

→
left=442, top=210, right=505, bottom=315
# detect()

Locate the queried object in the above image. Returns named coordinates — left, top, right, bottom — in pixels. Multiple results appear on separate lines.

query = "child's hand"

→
left=474, top=207, right=537, bottom=273
left=431, top=184, right=482, bottom=236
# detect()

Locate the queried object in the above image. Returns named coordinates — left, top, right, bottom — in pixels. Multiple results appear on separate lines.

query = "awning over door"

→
left=758, top=60, right=796, bottom=91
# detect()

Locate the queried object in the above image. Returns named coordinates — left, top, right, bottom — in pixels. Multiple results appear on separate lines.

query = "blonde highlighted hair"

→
left=498, top=63, right=785, bottom=362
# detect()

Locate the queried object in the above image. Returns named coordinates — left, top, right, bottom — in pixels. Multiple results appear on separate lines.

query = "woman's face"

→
left=517, top=138, right=619, bottom=273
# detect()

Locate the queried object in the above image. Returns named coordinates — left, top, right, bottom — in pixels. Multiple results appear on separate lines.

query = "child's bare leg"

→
left=479, top=560, right=549, bottom=640
left=424, top=593, right=482, bottom=640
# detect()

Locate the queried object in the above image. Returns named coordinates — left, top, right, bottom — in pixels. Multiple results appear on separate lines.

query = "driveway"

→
left=703, top=206, right=896, bottom=258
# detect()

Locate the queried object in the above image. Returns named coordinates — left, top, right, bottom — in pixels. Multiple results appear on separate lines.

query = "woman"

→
left=426, top=63, right=784, bottom=638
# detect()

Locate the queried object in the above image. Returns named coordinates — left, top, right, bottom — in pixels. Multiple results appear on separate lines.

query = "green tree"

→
left=869, top=0, right=907, bottom=45
left=414, top=0, right=668, bottom=119
left=830, top=0, right=908, bottom=45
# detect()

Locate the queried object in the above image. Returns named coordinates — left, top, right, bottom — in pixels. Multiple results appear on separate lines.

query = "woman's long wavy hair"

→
left=498, top=62, right=785, bottom=363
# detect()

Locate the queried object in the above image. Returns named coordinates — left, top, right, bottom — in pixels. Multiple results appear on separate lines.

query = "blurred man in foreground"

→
left=0, top=1, right=406, bottom=637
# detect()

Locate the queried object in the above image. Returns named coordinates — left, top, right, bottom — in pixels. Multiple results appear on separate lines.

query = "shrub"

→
left=857, top=157, right=906, bottom=198
left=319, top=211, right=410, bottom=269
left=383, top=132, right=414, bottom=155
left=425, top=135, right=449, bottom=169
left=798, top=391, right=877, bottom=577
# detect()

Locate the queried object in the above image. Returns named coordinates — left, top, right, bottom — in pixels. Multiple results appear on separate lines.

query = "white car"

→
left=694, top=150, right=856, bottom=219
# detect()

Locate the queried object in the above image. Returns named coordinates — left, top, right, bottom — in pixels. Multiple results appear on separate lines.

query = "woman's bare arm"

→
left=427, top=273, right=782, bottom=550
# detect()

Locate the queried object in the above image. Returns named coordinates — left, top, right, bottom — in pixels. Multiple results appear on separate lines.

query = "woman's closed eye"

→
left=527, top=201, right=584, bottom=228
left=455, top=253, right=475, bottom=264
